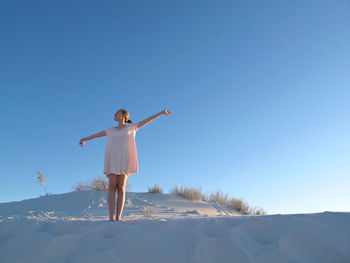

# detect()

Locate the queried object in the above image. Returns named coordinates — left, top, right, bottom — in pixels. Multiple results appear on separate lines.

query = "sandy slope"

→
left=0, top=190, right=241, bottom=223
left=0, top=191, right=349, bottom=263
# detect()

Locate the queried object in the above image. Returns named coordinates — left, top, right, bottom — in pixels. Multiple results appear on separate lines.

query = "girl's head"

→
left=114, top=109, right=132, bottom=124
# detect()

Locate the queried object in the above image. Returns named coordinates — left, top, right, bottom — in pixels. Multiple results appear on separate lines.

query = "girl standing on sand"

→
left=79, top=109, right=171, bottom=222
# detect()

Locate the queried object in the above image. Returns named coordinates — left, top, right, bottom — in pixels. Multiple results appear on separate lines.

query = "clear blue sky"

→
left=1, top=0, right=349, bottom=214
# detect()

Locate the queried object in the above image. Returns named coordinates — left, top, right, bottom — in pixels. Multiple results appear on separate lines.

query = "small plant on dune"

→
left=72, top=174, right=132, bottom=192
left=148, top=183, right=163, bottom=193
left=36, top=171, right=49, bottom=196
left=169, top=184, right=267, bottom=216
left=138, top=206, right=153, bottom=216
left=227, top=197, right=250, bottom=214
left=209, top=189, right=229, bottom=203
left=248, top=206, right=267, bottom=215
left=90, top=175, right=108, bottom=191
left=226, top=196, right=267, bottom=215
left=72, top=181, right=90, bottom=191
left=170, top=184, right=204, bottom=201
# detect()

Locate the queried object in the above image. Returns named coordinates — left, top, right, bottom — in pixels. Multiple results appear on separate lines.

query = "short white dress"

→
left=104, top=122, right=139, bottom=177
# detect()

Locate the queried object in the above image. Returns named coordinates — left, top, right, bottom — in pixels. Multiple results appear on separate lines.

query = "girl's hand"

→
left=163, top=109, right=171, bottom=116
left=79, top=138, right=86, bottom=147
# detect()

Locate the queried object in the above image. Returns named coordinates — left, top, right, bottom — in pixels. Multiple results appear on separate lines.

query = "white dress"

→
left=104, top=122, right=139, bottom=177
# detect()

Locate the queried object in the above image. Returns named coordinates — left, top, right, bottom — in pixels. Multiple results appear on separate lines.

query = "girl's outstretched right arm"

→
left=79, top=130, right=107, bottom=147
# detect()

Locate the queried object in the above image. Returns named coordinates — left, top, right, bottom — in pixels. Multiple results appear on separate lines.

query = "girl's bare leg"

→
left=116, top=173, right=128, bottom=221
left=107, top=174, right=118, bottom=221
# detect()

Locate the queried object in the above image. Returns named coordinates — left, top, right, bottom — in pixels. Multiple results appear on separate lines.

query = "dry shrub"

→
left=73, top=181, right=90, bottom=191
left=169, top=184, right=267, bottom=216
left=227, top=197, right=250, bottom=214
left=170, top=184, right=204, bottom=201
left=72, top=174, right=132, bottom=192
left=148, top=183, right=163, bottom=193
left=90, top=175, right=108, bottom=191
left=36, top=171, right=48, bottom=195
left=248, top=206, right=267, bottom=215
left=226, top=197, right=266, bottom=215
left=209, top=189, right=229, bottom=203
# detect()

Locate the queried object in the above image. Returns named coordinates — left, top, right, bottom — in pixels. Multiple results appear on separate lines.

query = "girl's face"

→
left=114, top=111, right=124, bottom=122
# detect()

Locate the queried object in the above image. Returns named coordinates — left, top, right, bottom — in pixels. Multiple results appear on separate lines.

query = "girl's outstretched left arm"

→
left=137, top=109, right=171, bottom=130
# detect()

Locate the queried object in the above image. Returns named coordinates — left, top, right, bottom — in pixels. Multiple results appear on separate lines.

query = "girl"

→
left=79, top=109, right=171, bottom=222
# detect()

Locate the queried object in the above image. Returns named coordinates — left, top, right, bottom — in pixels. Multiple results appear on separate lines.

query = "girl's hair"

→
left=118, top=109, right=133, bottom=124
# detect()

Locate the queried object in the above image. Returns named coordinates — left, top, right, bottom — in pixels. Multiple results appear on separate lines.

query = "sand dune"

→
left=0, top=190, right=349, bottom=262
left=0, top=190, right=241, bottom=223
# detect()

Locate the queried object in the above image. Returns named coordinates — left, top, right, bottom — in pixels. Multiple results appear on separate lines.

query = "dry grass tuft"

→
left=170, top=184, right=206, bottom=201
left=36, top=171, right=51, bottom=196
left=73, top=181, right=90, bottom=191
left=169, top=184, right=267, bottom=216
left=247, top=206, right=267, bottom=215
left=227, top=197, right=250, bottom=214
left=148, top=183, right=163, bottom=193
left=90, top=175, right=109, bottom=191
left=209, top=189, right=229, bottom=203
left=72, top=175, right=132, bottom=192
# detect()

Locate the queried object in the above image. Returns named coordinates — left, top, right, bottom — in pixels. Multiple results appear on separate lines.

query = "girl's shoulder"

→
left=105, top=126, right=114, bottom=135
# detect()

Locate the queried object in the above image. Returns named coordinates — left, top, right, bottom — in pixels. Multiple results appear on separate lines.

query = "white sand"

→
left=0, top=190, right=349, bottom=262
